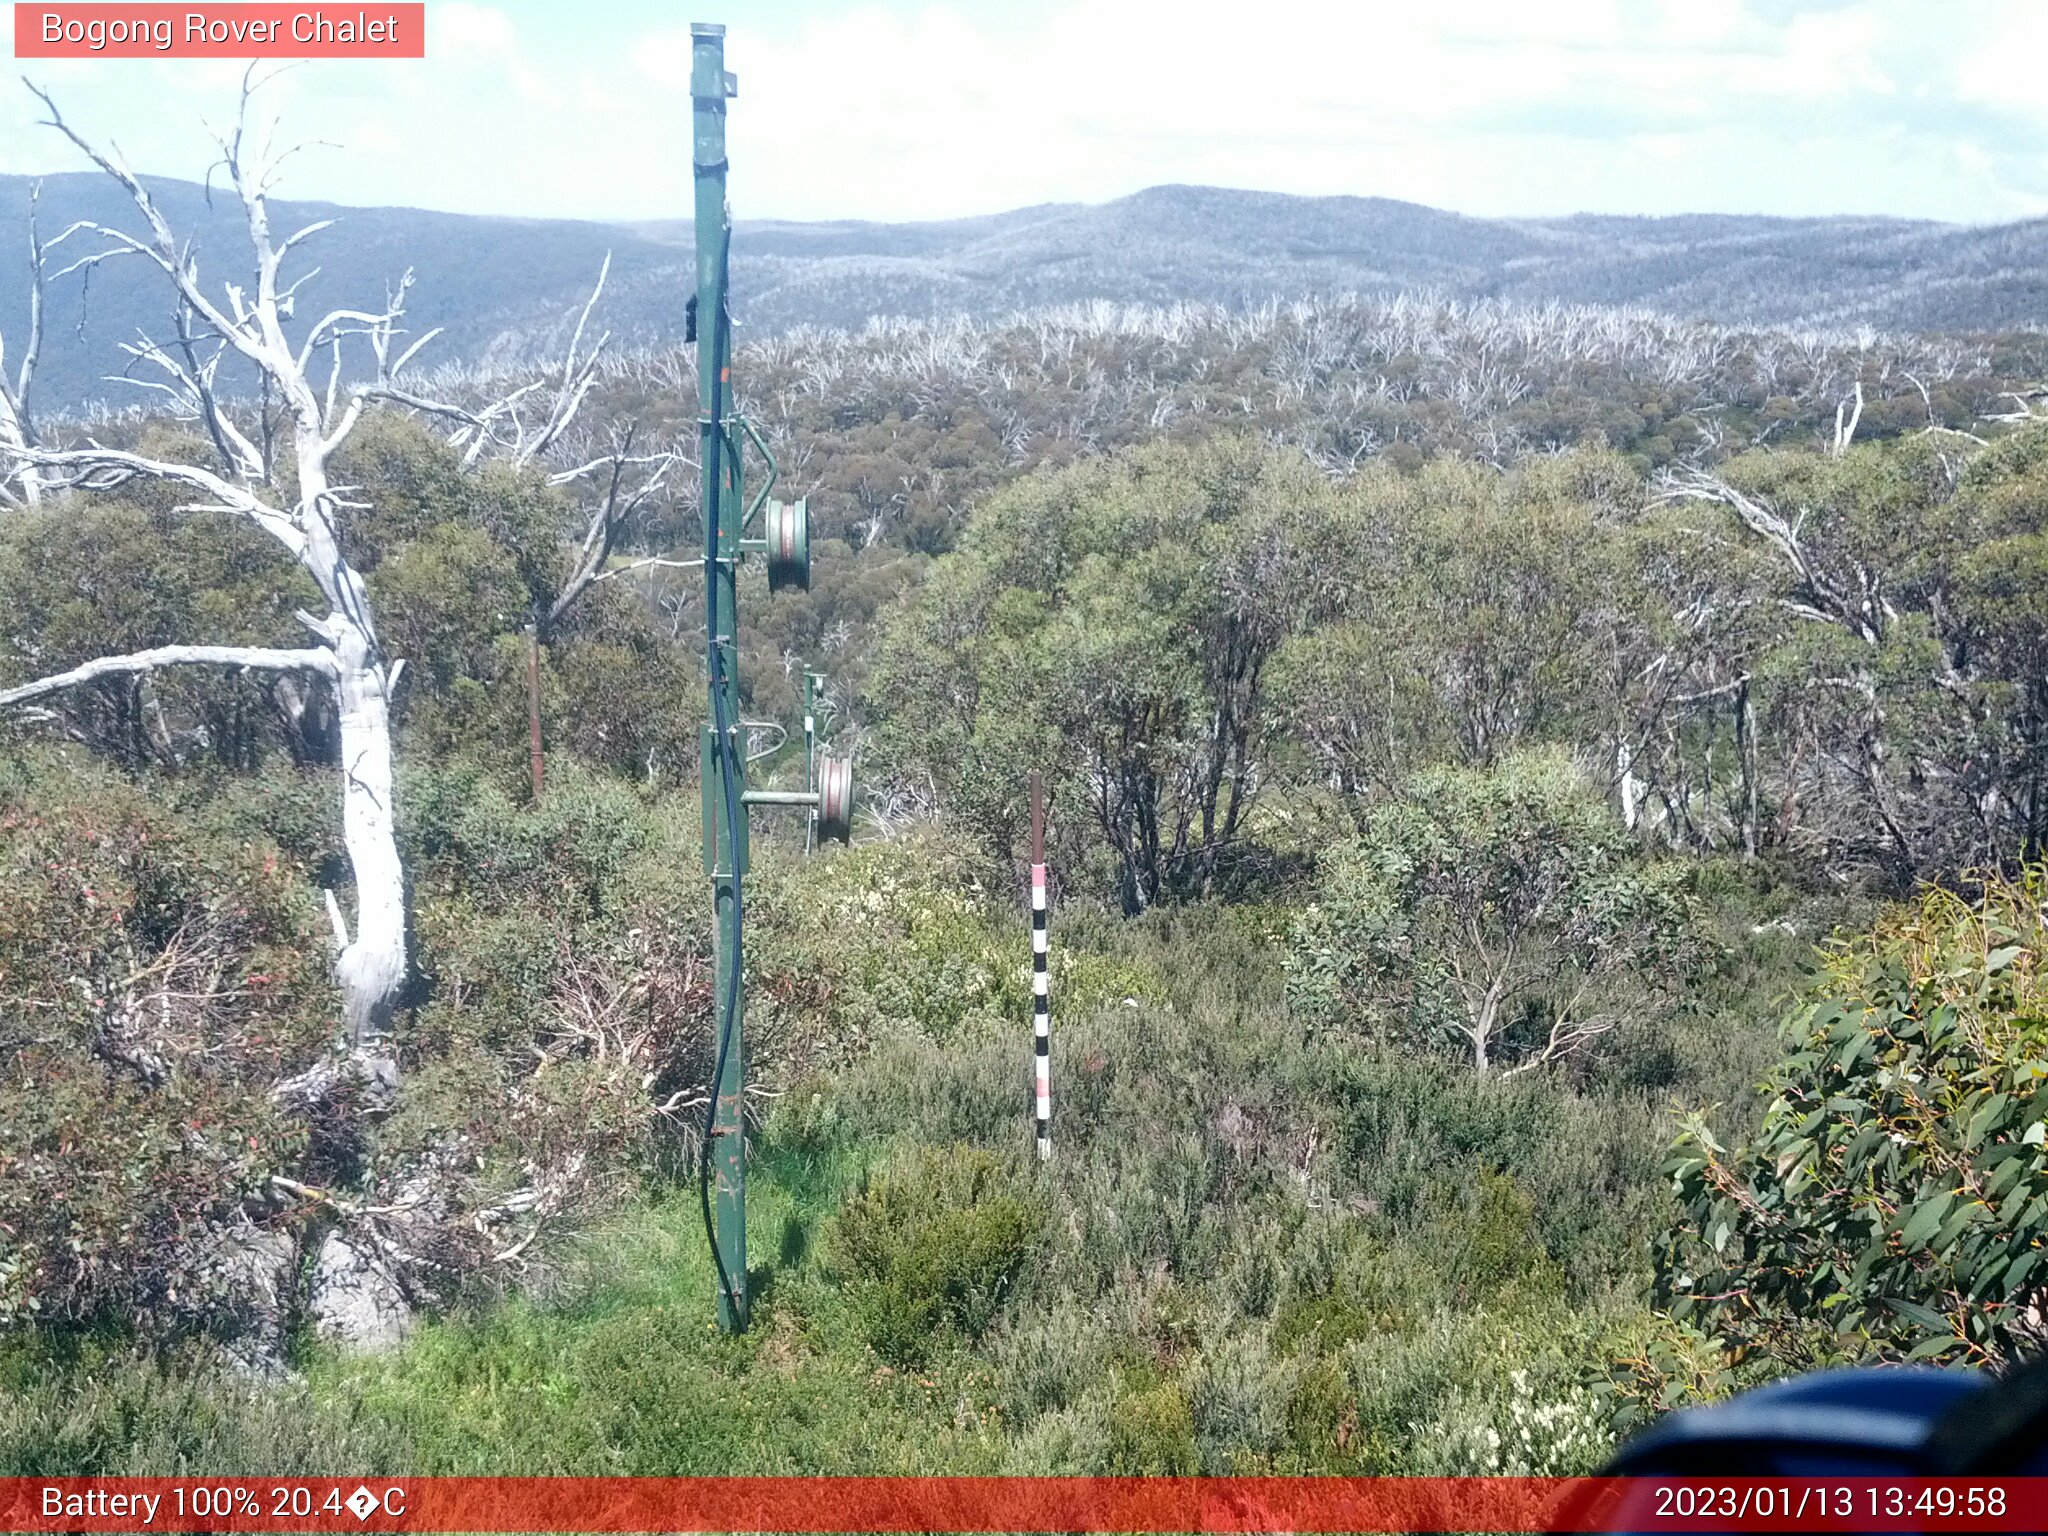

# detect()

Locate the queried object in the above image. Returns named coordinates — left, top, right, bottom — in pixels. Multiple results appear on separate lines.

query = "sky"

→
left=4, top=0, right=2048, bottom=227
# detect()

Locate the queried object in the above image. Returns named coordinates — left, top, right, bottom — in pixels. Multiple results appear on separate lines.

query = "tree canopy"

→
left=1286, top=752, right=1700, bottom=1076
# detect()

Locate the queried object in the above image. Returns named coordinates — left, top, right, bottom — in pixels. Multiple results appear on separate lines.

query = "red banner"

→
left=12, top=4, right=425, bottom=58
left=4, top=1477, right=2048, bottom=1532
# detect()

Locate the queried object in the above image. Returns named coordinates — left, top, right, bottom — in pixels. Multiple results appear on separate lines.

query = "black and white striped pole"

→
left=803, top=669, right=823, bottom=854
left=1029, top=770, right=1051, bottom=1161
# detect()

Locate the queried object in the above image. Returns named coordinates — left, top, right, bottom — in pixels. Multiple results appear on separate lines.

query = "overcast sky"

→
left=4, top=0, right=2046, bottom=226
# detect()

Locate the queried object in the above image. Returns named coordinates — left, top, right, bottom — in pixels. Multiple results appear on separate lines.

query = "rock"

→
left=203, top=1221, right=300, bottom=1378
left=307, top=1232, right=412, bottom=1352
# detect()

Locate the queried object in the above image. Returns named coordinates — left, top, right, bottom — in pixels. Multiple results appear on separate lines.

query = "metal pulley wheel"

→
left=764, top=498, right=811, bottom=593
left=815, top=753, right=855, bottom=844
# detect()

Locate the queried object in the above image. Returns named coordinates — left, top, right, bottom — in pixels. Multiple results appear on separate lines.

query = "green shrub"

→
left=0, top=753, right=332, bottom=1333
left=752, top=831, right=1011, bottom=1049
left=1449, top=1169, right=1561, bottom=1299
left=1282, top=1355, right=1365, bottom=1468
left=171, top=760, right=344, bottom=882
left=1104, top=1379, right=1199, bottom=1474
left=400, top=759, right=665, bottom=916
left=1656, top=868, right=2048, bottom=1379
left=1285, top=752, right=1699, bottom=1076
left=987, top=1296, right=1118, bottom=1421
left=400, top=759, right=710, bottom=1082
left=1310, top=1045, right=1662, bottom=1291
left=1272, top=1289, right=1383, bottom=1357
left=749, top=830, right=1158, bottom=1096
left=829, top=1145, right=1042, bottom=1363
left=0, top=1343, right=414, bottom=1475
left=0, top=486, right=318, bottom=774
left=1189, top=1330, right=1292, bottom=1470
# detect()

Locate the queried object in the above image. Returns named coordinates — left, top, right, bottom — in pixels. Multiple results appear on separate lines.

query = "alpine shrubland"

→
left=5, top=154, right=2048, bottom=1472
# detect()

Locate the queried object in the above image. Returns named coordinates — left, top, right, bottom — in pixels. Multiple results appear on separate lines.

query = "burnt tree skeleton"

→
left=0, top=75, right=548, bottom=1066
left=0, top=182, right=49, bottom=508
left=1656, top=466, right=1924, bottom=873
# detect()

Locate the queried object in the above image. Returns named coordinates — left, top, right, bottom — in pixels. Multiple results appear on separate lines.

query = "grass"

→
left=308, top=1184, right=1012, bottom=1475
left=0, top=886, right=1809, bottom=1478
left=0, top=1171, right=1005, bottom=1476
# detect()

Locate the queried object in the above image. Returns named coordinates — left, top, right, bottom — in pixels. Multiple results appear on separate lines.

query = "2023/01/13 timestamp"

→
left=1648, top=1481, right=2011, bottom=1524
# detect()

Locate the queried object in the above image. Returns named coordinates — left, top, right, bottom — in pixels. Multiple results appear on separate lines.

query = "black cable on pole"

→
left=701, top=645, right=745, bottom=1320
left=697, top=223, right=744, bottom=1323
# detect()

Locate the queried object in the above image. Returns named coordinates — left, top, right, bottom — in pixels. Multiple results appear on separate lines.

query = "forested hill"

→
left=9, top=173, right=2048, bottom=411
left=635, top=190, right=2048, bottom=339
left=0, top=172, right=691, bottom=414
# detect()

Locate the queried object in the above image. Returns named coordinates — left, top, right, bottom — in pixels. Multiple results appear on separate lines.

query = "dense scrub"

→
left=0, top=750, right=335, bottom=1333
left=5, top=881, right=1783, bottom=1474
left=868, top=429, right=2048, bottom=899
left=1285, top=752, right=1705, bottom=1077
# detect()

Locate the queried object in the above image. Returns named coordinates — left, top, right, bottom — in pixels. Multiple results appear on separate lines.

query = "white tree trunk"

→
left=0, top=391, right=40, bottom=508
left=1736, top=677, right=1760, bottom=859
left=333, top=625, right=406, bottom=1049
left=1615, top=731, right=1643, bottom=832
left=286, top=372, right=408, bottom=1052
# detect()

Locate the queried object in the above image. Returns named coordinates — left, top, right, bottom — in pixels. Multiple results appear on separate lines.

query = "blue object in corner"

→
left=1605, top=1366, right=1988, bottom=1478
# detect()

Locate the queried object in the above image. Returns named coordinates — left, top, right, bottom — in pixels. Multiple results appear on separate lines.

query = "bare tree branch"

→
left=25, top=79, right=285, bottom=380
left=512, top=253, right=611, bottom=467
left=12, top=444, right=307, bottom=552
left=1656, top=467, right=1883, bottom=645
left=0, top=644, right=335, bottom=708
left=541, top=424, right=681, bottom=634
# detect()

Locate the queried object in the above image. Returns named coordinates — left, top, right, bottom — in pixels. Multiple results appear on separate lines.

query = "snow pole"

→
left=1030, top=770, right=1051, bottom=1161
left=803, top=669, right=823, bottom=854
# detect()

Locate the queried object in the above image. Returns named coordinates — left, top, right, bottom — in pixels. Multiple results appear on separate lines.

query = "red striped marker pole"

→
left=1029, top=771, right=1051, bottom=1161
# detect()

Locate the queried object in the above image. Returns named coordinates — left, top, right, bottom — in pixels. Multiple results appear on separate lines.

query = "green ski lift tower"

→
left=691, top=21, right=854, bottom=1334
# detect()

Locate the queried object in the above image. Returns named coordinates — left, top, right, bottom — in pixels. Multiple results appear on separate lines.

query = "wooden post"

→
left=526, top=623, right=545, bottom=804
left=1029, top=770, right=1050, bottom=1161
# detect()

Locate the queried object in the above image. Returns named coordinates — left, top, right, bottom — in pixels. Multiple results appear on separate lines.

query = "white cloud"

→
left=5, top=1, right=2045, bottom=225
left=1956, top=0, right=2048, bottom=115
left=430, top=2, right=557, bottom=105
left=697, top=0, right=2019, bottom=221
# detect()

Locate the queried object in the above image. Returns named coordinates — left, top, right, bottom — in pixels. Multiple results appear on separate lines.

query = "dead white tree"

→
left=0, top=77, right=492, bottom=1074
left=0, top=182, right=49, bottom=508
left=1656, top=465, right=1917, bottom=871
left=1831, top=380, right=1865, bottom=458
left=393, top=253, right=611, bottom=472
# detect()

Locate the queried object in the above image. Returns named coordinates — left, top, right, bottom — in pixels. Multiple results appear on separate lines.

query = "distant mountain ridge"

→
left=5, top=175, right=2046, bottom=412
